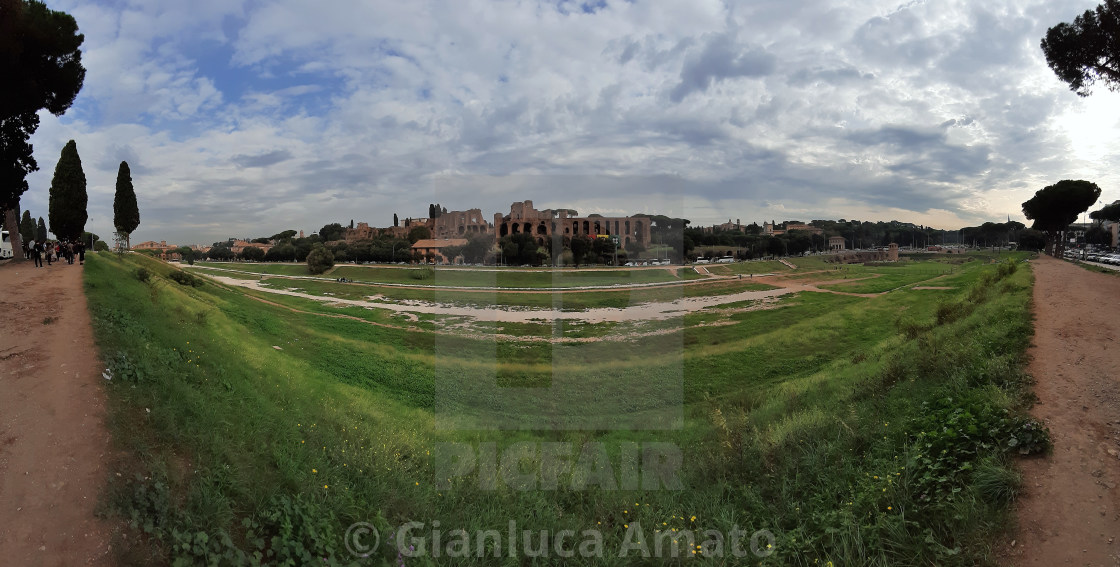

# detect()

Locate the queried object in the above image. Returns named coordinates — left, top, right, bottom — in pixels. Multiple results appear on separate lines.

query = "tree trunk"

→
left=4, top=206, right=24, bottom=262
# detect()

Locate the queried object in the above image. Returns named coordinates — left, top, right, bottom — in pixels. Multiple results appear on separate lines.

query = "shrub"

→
left=935, top=300, right=973, bottom=325
left=410, top=265, right=434, bottom=280
left=168, top=271, right=202, bottom=287
left=996, top=258, right=1018, bottom=278
left=909, top=395, right=1050, bottom=504
left=306, top=246, right=334, bottom=275
left=135, top=267, right=151, bottom=283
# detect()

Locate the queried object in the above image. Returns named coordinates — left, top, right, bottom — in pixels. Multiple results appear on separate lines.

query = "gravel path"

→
left=1003, top=256, right=1120, bottom=566
left=0, top=260, right=113, bottom=566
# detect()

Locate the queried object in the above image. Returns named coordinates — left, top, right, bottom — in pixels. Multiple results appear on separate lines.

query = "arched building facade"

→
left=492, top=200, right=651, bottom=249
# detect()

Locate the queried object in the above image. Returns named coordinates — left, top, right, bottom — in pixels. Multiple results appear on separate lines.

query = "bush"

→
left=168, top=271, right=202, bottom=287
left=410, top=265, right=434, bottom=280
left=306, top=246, right=334, bottom=275
left=135, top=267, right=151, bottom=283
left=909, top=395, right=1050, bottom=505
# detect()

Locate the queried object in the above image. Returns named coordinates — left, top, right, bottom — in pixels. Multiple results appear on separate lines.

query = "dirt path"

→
left=1004, top=256, right=1120, bottom=566
left=0, top=260, right=113, bottom=566
left=208, top=274, right=801, bottom=323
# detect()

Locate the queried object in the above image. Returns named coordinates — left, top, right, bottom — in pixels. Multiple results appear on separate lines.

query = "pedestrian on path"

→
left=31, top=240, right=43, bottom=268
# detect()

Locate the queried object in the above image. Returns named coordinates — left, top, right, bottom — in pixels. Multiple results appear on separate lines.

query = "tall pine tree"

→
left=48, top=140, right=87, bottom=241
left=19, top=210, right=34, bottom=243
left=36, top=216, right=46, bottom=241
left=0, top=0, right=86, bottom=261
left=113, top=160, right=139, bottom=248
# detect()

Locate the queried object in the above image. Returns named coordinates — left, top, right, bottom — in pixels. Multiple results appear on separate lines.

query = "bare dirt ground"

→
left=0, top=259, right=113, bottom=566
left=1003, top=255, right=1120, bottom=566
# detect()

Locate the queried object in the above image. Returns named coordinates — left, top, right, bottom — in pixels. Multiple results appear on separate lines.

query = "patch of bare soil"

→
left=0, top=260, right=113, bottom=565
left=1002, top=256, right=1120, bottom=566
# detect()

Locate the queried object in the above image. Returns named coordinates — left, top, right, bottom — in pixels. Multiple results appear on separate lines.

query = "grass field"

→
left=89, top=251, right=1044, bottom=565
left=196, top=261, right=689, bottom=288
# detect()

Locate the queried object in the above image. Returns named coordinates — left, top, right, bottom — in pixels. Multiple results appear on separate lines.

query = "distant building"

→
left=493, top=200, right=651, bottom=249
left=412, top=238, right=468, bottom=264
left=707, top=219, right=744, bottom=233
left=828, top=236, right=845, bottom=251
left=432, top=209, right=492, bottom=239
left=345, top=222, right=377, bottom=242
left=764, top=221, right=824, bottom=236
left=229, top=239, right=273, bottom=255
left=132, top=240, right=180, bottom=261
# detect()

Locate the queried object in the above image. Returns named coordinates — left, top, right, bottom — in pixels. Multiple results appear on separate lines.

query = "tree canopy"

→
left=1022, top=179, right=1101, bottom=256
left=1041, top=0, right=1120, bottom=96
left=318, top=222, right=346, bottom=241
left=306, top=246, right=335, bottom=274
left=35, top=216, right=45, bottom=241
left=240, top=245, right=265, bottom=261
left=47, top=139, right=87, bottom=240
left=19, top=209, right=33, bottom=242
left=407, top=225, right=431, bottom=243
left=0, top=0, right=85, bottom=257
left=113, top=160, right=139, bottom=239
left=1090, top=199, right=1120, bottom=222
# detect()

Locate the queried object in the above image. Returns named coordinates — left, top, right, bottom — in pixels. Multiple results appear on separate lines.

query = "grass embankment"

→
left=196, top=261, right=688, bottom=288
left=196, top=269, right=776, bottom=313
left=88, top=252, right=1045, bottom=565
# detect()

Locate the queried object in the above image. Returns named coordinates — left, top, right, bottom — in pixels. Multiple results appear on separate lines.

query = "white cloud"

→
left=18, top=0, right=1120, bottom=244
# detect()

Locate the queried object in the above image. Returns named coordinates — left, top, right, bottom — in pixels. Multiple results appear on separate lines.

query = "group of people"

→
left=23, top=238, right=85, bottom=268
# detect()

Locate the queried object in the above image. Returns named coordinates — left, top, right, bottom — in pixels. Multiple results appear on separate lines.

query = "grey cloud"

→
left=670, top=34, right=776, bottom=103
left=99, top=144, right=151, bottom=176
left=846, top=125, right=992, bottom=183
left=787, top=66, right=875, bottom=88
left=231, top=149, right=293, bottom=168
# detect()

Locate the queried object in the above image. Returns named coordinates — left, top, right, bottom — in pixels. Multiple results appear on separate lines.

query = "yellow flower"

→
left=323, top=485, right=328, bottom=489
left=887, top=506, right=893, bottom=511
left=312, top=469, right=317, bottom=473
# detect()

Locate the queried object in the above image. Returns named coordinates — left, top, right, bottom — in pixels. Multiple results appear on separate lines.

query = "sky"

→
left=18, top=0, right=1120, bottom=245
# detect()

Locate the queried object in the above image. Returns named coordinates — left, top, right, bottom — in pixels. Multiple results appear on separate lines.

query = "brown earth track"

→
left=1003, top=256, right=1120, bottom=566
left=0, top=260, right=113, bottom=565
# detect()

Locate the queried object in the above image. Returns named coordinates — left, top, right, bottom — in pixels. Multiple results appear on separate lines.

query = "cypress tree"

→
left=48, top=140, right=87, bottom=240
left=36, top=217, right=47, bottom=241
left=19, top=210, right=35, bottom=243
left=113, top=160, right=139, bottom=247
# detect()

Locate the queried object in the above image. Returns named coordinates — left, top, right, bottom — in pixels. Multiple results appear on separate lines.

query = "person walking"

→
left=46, top=241, right=53, bottom=266
left=77, top=240, right=85, bottom=265
left=31, top=240, right=42, bottom=268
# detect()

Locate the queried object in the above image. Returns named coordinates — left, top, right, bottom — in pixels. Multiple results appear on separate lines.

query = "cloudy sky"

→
left=19, top=0, right=1120, bottom=244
